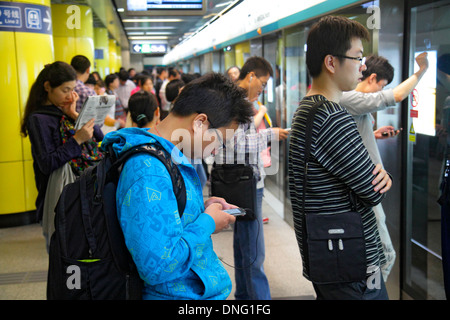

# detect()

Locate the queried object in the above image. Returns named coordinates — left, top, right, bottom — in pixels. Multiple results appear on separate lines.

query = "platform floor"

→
left=0, top=188, right=315, bottom=300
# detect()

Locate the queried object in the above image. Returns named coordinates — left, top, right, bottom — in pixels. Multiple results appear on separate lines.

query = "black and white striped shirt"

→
left=288, top=94, right=386, bottom=280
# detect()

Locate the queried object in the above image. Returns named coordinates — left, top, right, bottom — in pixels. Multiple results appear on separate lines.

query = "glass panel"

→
left=263, top=34, right=284, bottom=202
left=405, top=0, right=449, bottom=300
left=283, top=25, right=309, bottom=225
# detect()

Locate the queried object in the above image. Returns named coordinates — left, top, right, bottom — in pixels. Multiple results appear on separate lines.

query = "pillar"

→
left=0, top=0, right=53, bottom=225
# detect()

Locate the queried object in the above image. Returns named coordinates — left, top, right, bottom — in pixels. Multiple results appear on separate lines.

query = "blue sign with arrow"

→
left=0, top=1, right=51, bottom=35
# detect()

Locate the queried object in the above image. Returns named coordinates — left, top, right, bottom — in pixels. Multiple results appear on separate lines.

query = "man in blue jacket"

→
left=101, top=73, right=254, bottom=300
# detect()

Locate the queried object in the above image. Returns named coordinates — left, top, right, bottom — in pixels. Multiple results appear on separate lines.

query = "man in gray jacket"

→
left=340, top=52, right=429, bottom=280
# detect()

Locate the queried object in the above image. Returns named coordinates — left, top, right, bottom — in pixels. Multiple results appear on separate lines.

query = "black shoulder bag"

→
left=210, top=163, right=257, bottom=221
left=302, top=100, right=367, bottom=284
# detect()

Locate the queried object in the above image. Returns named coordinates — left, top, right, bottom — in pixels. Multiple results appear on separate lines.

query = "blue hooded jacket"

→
left=101, top=128, right=232, bottom=300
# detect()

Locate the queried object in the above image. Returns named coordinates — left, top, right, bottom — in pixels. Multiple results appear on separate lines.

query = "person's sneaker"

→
left=263, top=217, right=269, bottom=224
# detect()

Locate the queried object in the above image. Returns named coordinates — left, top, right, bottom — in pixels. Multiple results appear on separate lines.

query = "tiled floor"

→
left=0, top=189, right=315, bottom=300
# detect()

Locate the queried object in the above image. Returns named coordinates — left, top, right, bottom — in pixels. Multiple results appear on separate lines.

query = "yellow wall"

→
left=0, top=0, right=54, bottom=215
left=109, top=39, right=118, bottom=74
left=235, top=41, right=250, bottom=68
left=94, top=27, right=110, bottom=79
left=52, top=3, right=94, bottom=66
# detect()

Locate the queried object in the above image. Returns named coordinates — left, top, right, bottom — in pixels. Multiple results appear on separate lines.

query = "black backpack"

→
left=47, top=142, right=186, bottom=300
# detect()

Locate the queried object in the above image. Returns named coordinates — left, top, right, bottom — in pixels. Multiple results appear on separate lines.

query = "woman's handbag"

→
left=210, top=163, right=257, bottom=221
left=302, top=100, right=367, bottom=284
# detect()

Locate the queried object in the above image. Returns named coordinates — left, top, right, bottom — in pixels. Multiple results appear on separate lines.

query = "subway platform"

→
left=0, top=187, right=316, bottom=300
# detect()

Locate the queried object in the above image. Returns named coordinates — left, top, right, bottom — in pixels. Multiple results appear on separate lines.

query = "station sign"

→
left=131, top=42, right=167, bottom=54
left=0, top=1, right=51, bottom=35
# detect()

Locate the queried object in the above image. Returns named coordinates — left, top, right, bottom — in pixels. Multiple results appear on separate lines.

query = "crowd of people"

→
left=20, top=14, right=434, bottom=300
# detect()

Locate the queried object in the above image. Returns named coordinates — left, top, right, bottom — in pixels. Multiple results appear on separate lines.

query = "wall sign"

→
left=0, top=1, right=51, bottom=35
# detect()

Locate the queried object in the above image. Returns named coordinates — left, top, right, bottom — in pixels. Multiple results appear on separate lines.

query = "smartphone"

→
left=224, top=208, right=247, bottom=216
left=382, top=129, right=401, bottom=137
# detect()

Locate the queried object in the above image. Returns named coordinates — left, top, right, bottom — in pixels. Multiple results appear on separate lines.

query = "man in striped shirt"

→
left=288, top=16, right=392, bottom=300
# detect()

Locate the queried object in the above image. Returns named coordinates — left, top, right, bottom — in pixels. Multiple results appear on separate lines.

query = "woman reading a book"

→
left=20, top=61, right=104, bottom=249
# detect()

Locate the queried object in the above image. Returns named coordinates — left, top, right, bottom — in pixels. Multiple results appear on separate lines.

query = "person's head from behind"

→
left=127, top=90, right=160, bottom=128
left=166, top=79, right=185, bottom=102
left=360, top=55, right=394, bottom=92
left=170, top=72, right=253, bottom=159
left=70, top=55, right=91, bottom=82
left=306, top=15, right=370, bottom=91
left=94, top=80, right=106, bottom=95
left=238, top=56, right=273, bottom=102
left=105, top=73, right=119, bottom=91
left=226, top=66, right=240, bottom=82
left=168, top=68, right=180, bottom=81
left=118, top=70, right=129, bottom=85
left=85, top=73, right=96, bottom=89
left=21, top=61, right=77, bottom=136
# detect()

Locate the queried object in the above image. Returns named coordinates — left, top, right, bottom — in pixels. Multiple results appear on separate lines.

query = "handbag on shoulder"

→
left=210, top=163, right=257, bottom=221
left=302, top=100, right=367, bottom=284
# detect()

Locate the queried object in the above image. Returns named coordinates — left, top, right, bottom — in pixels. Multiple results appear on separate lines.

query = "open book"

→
left=74, top=95, right=116, bottom=130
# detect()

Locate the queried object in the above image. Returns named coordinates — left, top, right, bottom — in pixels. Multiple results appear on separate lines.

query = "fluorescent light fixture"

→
left=125, top=26, right=177, bottom=30
left=145, top=32, right=173, bottom=35
left=117, top=7, right=125, bottom=12
left=128, top=36, right=169, bottom=40
left=122, top=18, right=183, bottom=23
left=127, top=32, right=145, bottom=35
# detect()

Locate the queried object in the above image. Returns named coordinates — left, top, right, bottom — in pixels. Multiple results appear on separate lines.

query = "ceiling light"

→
left=145, top=32, right=173, bottom=35
left=125, top=26, right=177, bottom=30
left=122, top=18, right=183, bottom=23
left=128, top=36, right=169, bottom=40
left=117, top=8, right=125, bottom=12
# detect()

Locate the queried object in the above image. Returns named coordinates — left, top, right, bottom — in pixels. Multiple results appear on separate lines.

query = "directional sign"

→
left=131, top=42, right=167, bottom=54
left=0, top=1, right=52, bottom=35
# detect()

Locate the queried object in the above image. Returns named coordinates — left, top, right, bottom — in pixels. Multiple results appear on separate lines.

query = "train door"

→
left=403, top=0, right=450, bottom=300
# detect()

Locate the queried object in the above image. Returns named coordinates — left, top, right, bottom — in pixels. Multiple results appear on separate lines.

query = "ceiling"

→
left=112, top=0, right=242, bottom=51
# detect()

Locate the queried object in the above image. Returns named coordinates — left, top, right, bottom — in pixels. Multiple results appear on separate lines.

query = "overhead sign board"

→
left=131, top=42, right=167, bottom=54
left=0, top=1, right=52, bottom=34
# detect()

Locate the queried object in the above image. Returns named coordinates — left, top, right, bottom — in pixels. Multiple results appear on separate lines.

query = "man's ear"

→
left=367, top=73, right=378, bottom=84
left=192, top=113, right=207, bottom=133
left=323, top=55, right=337, bottom=74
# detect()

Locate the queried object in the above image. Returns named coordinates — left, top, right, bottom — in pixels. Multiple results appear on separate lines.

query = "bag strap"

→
left=107, top=143, right=186, bottom=217
left=302, top=100, right=326, bottom=216
left=301, top=99, right=357, bottom=215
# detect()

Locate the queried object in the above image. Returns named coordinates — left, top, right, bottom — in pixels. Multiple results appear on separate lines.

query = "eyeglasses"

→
left=334, top=55, right=366, bottom=66
left=256, top=76, right=267, bottom=89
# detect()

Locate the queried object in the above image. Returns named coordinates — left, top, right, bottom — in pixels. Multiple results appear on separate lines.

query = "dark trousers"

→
left=313, top=278, right=389, bottom=300
left=438, top=160, right=450, bottom=300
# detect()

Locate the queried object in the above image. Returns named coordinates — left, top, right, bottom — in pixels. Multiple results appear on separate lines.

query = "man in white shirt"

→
left=159, top=68, right=180, bottom=119
left=340, top=52, right=429, bottom=280
left=115, top=69, right=136, bottom=110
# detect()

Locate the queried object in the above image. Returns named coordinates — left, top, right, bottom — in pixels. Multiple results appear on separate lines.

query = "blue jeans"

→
left=233, top=188, right=271, bottom=300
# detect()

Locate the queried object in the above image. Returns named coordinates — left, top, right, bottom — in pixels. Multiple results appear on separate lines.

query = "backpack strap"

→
left=107, top=143, right=186, bottom=217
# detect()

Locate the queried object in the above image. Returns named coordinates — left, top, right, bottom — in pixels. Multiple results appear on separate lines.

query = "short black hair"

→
left=239, top=56, right=273, bottom=80
left=70, top=55, right=91, bottom=74
left=306, top=15, right=370, bottom=78
left=104, top=73, right=118, bottom=88
left=128, top=91, right=159, bottom=128
left=118, top=70, right=129, bottom=81
left=166, top=79, right=185, bottom=102
left=171, top=72, right=253, bottom=128
left=362, top=55, right=394, bottom=84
